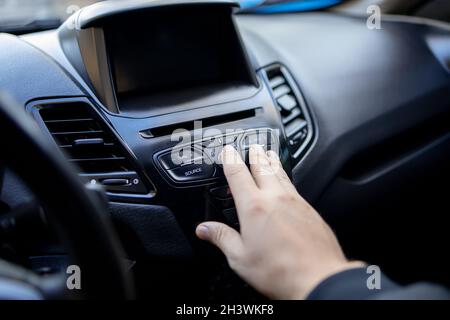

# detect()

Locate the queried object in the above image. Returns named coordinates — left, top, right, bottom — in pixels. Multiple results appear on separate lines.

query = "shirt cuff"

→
left=306, top=267, right=399, bottom=300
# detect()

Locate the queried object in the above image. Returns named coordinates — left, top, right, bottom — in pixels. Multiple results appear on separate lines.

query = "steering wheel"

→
left=0, top=93, right=134, bottom=299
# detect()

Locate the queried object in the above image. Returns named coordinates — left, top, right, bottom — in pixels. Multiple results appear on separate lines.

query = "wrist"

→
left=295, top=260, right=367, bottom=299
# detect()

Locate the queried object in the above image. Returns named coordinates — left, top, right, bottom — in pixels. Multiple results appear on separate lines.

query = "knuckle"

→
left=214, top=225, right=227, bottom=245
left=252, top=164, right=272, bottom=176
left=275, top=168, right=291, bottom=182
left=224, top=164, right=244, bottom=178
left=248, top=201, right=266, bottom=215
left=277, top=192, right=296, bottom=202
left=271, top=164, right=283, bottom=176
left=279, top=173, right=291, bottom=183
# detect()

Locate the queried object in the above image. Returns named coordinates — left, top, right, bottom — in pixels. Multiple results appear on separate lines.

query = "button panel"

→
left=241, top=129, right=274, bottom=149
left=167, top=163, right=215, bottom=182
left=155, top=128, right=280, bottom=186
left=159, top=149, right=205, bottom=170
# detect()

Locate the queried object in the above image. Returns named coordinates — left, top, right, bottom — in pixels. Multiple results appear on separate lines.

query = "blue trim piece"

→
left=240, top=0, right=343, bottom=13
left=240, top=0, right=265, bottom=9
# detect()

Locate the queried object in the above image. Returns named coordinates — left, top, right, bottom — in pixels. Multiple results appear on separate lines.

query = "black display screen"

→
left=104, top=6, right=253, bottom=111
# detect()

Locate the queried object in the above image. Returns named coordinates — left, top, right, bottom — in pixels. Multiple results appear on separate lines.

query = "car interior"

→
left=0, top=0, right=449, bottom=300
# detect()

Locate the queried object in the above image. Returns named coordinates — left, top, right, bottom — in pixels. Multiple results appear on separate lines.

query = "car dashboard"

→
left=0, top=0, right=449, bottom=298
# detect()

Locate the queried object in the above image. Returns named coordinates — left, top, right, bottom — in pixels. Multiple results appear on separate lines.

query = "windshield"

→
left=0, top=0, right=97, bottom=23
left=0, top=0, right=344, bottom=33
left=0, top=0, right=98, bottom=32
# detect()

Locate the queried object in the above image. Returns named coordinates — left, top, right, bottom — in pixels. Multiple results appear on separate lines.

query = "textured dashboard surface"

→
left=0, top=33, right=84, bottom=106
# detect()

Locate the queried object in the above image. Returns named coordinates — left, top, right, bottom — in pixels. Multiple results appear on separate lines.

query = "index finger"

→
left=221, top=145, right=258, bottom=209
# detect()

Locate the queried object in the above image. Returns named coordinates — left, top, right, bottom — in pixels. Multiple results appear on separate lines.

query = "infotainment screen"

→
left=104, top=6, right=255, bottom=112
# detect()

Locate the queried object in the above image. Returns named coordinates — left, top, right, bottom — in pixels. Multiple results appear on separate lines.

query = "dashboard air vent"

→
left=36, top=101, right=151, bottom=200
left=264, top=64, right=313, bottom=159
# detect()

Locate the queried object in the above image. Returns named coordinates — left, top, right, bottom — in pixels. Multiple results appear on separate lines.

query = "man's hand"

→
left=196, top=145, right=364, bottom=299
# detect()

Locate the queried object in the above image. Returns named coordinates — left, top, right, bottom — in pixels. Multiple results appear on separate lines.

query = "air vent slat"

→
left=269, top=75, right=286, bottom=88
left=282, top=108, right=302, bottom=125
left=277, top=94, right=298, bottom=112
left=61, top=142, right=115, bottom=148
left=38, top=103, right=136, bottom=175
left=285, top=118, right=307, bottom=137
left=45, top=118, right=100, bottom=133
left=69, top=157, right=126, bottom=162
left=265, top=65, right=313, bottom=158
left=44, top=118, right=94, bottom=123
left=73, top=138, right=105, bottom=147
left=273, top=85, right=291, bottom=99
left=51, top=130, right=104, bottom=136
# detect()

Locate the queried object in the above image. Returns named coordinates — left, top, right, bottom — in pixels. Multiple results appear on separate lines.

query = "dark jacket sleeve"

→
left=306, top=267, right=450, bottom=300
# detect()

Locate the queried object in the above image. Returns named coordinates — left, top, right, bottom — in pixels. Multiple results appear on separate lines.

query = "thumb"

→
left=196, top=222, right=244, bottom=258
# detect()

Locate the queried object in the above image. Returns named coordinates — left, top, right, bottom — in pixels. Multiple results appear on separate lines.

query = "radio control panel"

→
left=154, top=128, right=280, bottom=187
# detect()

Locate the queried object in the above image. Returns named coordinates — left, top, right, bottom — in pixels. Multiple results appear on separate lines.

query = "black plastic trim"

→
left=73, top=0, right=240, bottom=29
left=261, top=63, right=316, bottom=165
left=26, top=97, right=157, bottom=204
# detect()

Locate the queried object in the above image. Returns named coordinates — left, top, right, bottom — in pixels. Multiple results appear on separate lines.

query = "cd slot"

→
left=140, top=108, right=260, bottom=138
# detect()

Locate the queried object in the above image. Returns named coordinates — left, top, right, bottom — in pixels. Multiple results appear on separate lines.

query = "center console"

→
left=23, top=0, right=316, bottom=298
left=32, top=0, right=314, bottom=234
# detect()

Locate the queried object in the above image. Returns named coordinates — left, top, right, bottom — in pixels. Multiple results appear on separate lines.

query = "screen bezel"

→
left=102, top=5, right=258, bottom=115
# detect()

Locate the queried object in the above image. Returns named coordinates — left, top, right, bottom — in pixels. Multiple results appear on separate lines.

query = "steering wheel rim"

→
left=0, top=93, right=134, bottom=299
